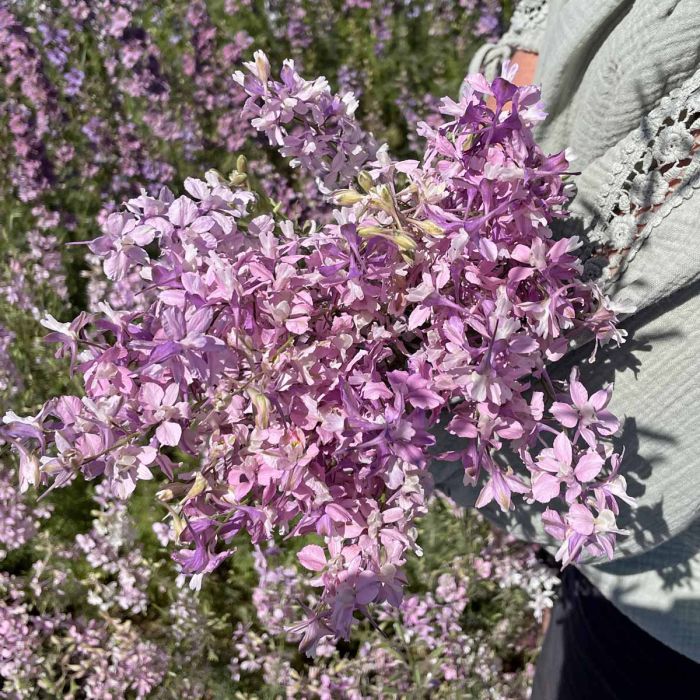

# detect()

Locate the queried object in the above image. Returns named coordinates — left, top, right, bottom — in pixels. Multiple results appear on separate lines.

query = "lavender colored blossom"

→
left=75, top=487, right=151, bottom=615
left=231, top=503, right=554, bottom=698
left=234, top=51, right=379, bottom=192
left=0, top=570, right=167, bottom=698
left=3, top=58, right=633, bottom=657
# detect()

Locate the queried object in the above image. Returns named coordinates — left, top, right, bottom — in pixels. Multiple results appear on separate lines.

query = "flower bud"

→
left=357, top=171, right=373, bottom=192
left=409, top=218, right=444, bottom=237
left=236, top=154, right=248, bottom=174
left=253, top=50, right=270, bottom=83
left=357, top=225, right=386, bottom=238
left=377, top=184, right=394, bottom=207
left=333, top=189, right=364, bottom=206
left=159, top=503, right=186, bottom=537
left=247, top=388, right=270, bottom=429
left=461, top=133, right=475, bottom=151
left=171, top=513, right=186, bottom=538
left=229, top=171, right=247, bottom=186
left=184, top=472, right=207, bottom=502
left=394, top=232, right=417, bottom=253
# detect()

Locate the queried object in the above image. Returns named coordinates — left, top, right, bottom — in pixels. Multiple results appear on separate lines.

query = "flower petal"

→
left=532, top=472, right=561, bottom=503
left=574, top=452, right=604, bottom=482
left=156, top=421, right=182, bottom=447
left=297, top=544, right=327, bottom=572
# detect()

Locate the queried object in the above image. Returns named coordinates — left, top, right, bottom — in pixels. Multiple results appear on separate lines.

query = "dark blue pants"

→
left=531, top=566, right=700, bottom=699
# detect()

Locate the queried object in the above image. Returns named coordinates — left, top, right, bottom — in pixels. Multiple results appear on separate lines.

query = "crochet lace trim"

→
left=579, top=68, right=700, bottom=289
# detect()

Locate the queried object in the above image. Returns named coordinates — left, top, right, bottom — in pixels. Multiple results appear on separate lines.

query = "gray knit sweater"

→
left=433, top=0, right=700, bottom=661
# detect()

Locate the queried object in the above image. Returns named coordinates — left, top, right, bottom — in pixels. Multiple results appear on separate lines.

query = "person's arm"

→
left=509, top=50, right=538, bottom=88
left=484, top=50, right=539, bottom=110
left=465, top=0, right=549, bottom=86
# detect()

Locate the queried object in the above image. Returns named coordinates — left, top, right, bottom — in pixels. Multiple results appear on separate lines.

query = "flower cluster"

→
left=0, top=477, right=218, bottom=699
left=0, top=3, right=509, bottom=414
left=0, top=480, right=169, bottom=699
left=0, top=457, right=549, bottom=697
left=0, top=7, right=60, bottom=204
left=3, top=56, right=632, bottom=657
left=0, top=0, right=501, bottom=228
left=0, top=206, right=68, bottom=320
left=235, top=53, right=379, bottom=192
left=74, top=486, right=152, bottom=615
left=230, top=502, right=556, bottom=698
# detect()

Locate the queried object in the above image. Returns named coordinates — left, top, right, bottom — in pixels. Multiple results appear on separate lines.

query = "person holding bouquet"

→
left=434, top=1, right=700, bottom=697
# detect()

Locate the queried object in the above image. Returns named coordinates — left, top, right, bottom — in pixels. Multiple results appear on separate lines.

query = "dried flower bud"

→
left=229, top=171, right=247, bottom=186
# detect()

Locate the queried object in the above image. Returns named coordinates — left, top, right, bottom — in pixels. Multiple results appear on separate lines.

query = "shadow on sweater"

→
left=557, top=274, right=700, bottom=580
left=597, top=517, right=700, bottom=592
left=432, top=269, right=700, bottom=590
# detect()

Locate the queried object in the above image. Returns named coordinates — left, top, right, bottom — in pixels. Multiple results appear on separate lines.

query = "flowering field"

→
left=0, top=1, right=585, bottom=697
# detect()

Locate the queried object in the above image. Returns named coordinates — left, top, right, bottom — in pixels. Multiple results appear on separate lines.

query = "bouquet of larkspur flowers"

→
left=2, top=53, right=633, bottom=654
